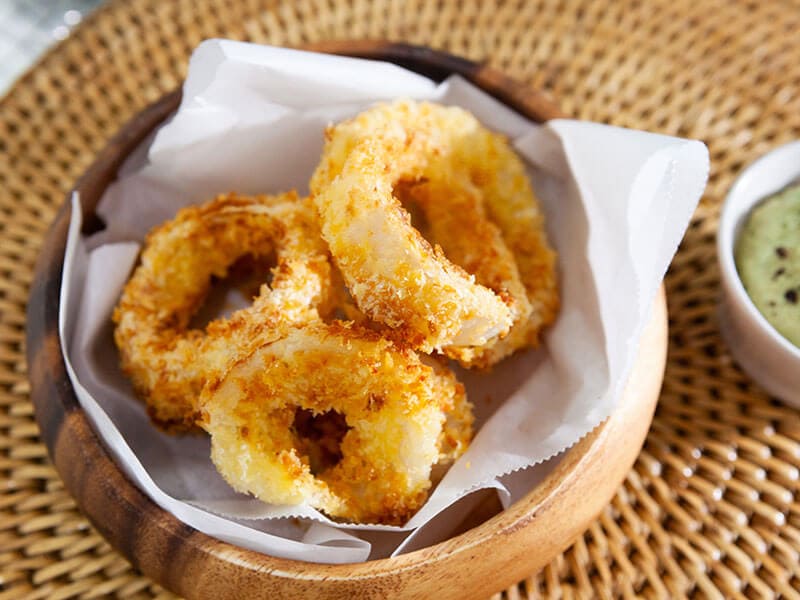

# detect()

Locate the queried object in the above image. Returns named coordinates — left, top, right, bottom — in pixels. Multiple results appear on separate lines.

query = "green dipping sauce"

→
left=735, top=184, right=800, bottom=347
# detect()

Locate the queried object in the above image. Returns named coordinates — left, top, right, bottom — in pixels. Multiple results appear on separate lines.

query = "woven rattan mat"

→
left=2, top=1, right=800, bottom=598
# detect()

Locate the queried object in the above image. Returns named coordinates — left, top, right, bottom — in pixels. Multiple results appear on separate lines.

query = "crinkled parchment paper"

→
left=59, top=40, right=709, bottom=562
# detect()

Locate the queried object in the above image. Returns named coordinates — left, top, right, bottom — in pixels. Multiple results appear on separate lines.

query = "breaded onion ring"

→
left=397, top=174, right=533, bottom=368
left=113, top=192, right=333, bottom=430
left=198, top=322, right=473, bottom=525
left=398, top=122, right=559, bottom=367
left=310, top=101, right=517, bottom=353
left=455, top=125, right=559, bottom=366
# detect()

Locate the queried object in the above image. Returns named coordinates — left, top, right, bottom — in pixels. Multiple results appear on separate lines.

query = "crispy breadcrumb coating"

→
left=113, top=192, right=333, bottom=430
left=455, top=124, right=559, bottom=365
left=311, top=101, right=517, bottom=353
left=401, top=120, right=559, bottom=367
left=198, top=322, right=473, bottom=525
left=311, top=100, right=558, bottom=363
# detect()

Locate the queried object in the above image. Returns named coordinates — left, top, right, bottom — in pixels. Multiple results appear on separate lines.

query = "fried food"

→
left=113, top=192, right=334, bottom=431
left=399, top=124, right=559, bottom=368
left=310, top=101, right=517, bottom=353
left=455, top=123, right=559, bottom=366
left=198, top=322, right=472, bottom=525
left=397, top=175, right=532, bottom=368
left=112, top=99, right=558, bottom=526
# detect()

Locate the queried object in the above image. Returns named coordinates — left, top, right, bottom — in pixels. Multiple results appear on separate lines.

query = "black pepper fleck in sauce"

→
left=786, top=289, right=798, bottom=305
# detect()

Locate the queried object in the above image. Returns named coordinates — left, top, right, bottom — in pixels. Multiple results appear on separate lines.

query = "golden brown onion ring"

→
left=198, top=321, right=473, bottom=525
left=399, top=122, right=559, bottom=367
left=310, top=101, right=518, bottom=353
left=397, top=173, right=533, bottom=368
left=456, top=126, right=559, bottom=365
left=113, top=192, right=333, bottom=431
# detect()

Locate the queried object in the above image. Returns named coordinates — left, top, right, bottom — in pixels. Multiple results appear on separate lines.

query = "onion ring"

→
left=113, top=192, right=333, bottom=431
left=398, top=123, right=559, bottom=367
left=310, top=101, right=518, bottom=353
left=198, top=321, right=473, bottom=525
left=397, top=174, right=533, bottom=367
left=456, top=126, right=559, bottom=365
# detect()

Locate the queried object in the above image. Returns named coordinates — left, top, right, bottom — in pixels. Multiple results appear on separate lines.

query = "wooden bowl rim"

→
left=26, top=40, right=663, bottom=593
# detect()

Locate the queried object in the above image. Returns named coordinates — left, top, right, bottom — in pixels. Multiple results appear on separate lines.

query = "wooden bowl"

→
left=26, top=41, right=667, bottom=599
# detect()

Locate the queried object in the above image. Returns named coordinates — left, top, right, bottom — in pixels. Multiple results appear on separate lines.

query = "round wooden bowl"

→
left=26, top=42, right=667, bottom=599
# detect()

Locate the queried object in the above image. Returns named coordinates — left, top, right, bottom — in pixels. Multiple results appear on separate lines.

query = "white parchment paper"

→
left=60, top=40, right=709, bottom=562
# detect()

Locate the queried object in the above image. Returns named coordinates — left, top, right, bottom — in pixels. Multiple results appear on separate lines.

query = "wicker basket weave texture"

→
left=1, top=0, right=800, bottom=598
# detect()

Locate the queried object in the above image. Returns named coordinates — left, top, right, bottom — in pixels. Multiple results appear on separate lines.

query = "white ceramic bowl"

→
left=718, top=140, right=800, bottom=407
